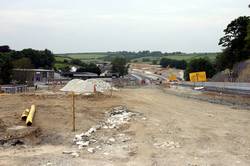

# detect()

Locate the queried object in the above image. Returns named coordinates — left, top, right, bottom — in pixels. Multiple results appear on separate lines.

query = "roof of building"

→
left=13, top=69, right=54, bottom=72
left=73, top=72, right=98, bottom=77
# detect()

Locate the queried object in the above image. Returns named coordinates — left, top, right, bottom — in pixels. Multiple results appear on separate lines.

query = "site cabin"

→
left=61, top=72, right=119, bottom=79
left=61, top=72, right=99, bottom=80
left=12, top=69, right=54, bottom=86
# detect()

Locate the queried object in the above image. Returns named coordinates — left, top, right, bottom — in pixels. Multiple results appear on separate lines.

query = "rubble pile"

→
left=73, top=106, right=136, bottom=151
left=86, top=79, right=111, bottom=93
left=103, top=106, right=136, bottom=129
left=73, top=125, right=100, bottom=149
left=60, top=79, right=111, bottom=94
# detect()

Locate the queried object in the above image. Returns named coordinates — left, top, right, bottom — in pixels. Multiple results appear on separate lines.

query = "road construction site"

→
left=0, top=81, right=250, bottom=166
left=130, top=63, right=250, bottom=95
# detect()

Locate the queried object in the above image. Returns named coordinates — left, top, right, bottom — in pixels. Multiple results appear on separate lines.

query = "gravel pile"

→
left=60, top=79, right=111, bottom=94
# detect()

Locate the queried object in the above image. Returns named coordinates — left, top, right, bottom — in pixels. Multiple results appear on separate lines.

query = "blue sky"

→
left=0, top=0, right=249, bottom=53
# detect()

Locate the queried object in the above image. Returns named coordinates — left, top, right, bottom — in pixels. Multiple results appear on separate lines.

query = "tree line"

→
left=60, top=58, right=101, bottom=75
left=159, top=58, right=187, bottom=69
left=0, top=46, right=128, bottom=84
left=103, top=51, right=184, bottom=61
left=0, top=46, right=55, bottom=84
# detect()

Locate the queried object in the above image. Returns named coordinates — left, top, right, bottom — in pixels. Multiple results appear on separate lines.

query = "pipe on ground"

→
left=21, top=109, right=30, bottom=121
left=26, top=105, right=36, bottom=126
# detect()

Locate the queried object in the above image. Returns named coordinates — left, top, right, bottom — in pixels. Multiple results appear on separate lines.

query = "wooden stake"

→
left=110, top=82, right=113, bottom=97
left=72, top=92, right=76, bottom=131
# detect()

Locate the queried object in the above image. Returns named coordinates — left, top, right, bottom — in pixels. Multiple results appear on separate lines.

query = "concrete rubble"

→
left=72, top=106, right=136, bottom=153
left=104, top=106, right=136, bottom=129
left=87, top=148, right=95, bottom=153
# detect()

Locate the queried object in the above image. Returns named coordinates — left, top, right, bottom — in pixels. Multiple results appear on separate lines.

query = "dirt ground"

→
left=0, top=87, right=250, bottom=166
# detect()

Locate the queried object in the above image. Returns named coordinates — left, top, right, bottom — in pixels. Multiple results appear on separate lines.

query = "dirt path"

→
left=0, top=88, right=250, bottom=165
left=120, top=88, right=250, bottom=165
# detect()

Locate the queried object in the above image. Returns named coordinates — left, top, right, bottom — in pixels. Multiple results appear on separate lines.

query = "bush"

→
left=160, top=58, right=187, bottom=69
left=184, top=58, right=216, bottom=81
left=152, top=60, right=158, bottom=65
left=111, top=57, right=128, bottom=76
left=63, top=59, right=69, bottom=63
left=142, top=58, right=150, bottom=62
left=71, top=59, right=82, bottom=66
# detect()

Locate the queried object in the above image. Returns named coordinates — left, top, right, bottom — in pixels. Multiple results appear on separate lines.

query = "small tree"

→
left=63, top=59, right=69, bottom=63
left=71, top=59, right=82, bottom=66
left=111, top=57, right=128, bottom=76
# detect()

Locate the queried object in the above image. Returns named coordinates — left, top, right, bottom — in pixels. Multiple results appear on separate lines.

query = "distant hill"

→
left=56, top=52, right=219, bottom=64
left=56, top=52, right=108, bottom=62
left=54, top=51, right=220, bottom=72
left=132, top=53, right=218, bottom=64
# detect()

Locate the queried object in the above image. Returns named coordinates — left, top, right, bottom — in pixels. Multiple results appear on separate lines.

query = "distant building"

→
left=103, top=72, right=120, bottom=78
left=13, top=69, right=54, bottom=86
left=62, top=72, right=99, bottom=80
left=96, top=62, right=112, bottom=74
left=70, top=66, right=77, bottom=72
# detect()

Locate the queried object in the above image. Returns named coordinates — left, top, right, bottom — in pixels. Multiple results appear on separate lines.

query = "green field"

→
left=54, top=52, right=219, bottom=69
left=55, top=56, right=72, bottom=62
left=163, top=53, right=218, bottom=62
left=54, top=53, right=109, bottom=69
left=56, top=53, right=108, bottom=61
left=54, top=62, right=70, bottom=69
left=132, top=53, right=218, bottom=63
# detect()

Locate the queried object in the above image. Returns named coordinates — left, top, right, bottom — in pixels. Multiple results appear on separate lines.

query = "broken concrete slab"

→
left=87, top=147, right=95, bottom=153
